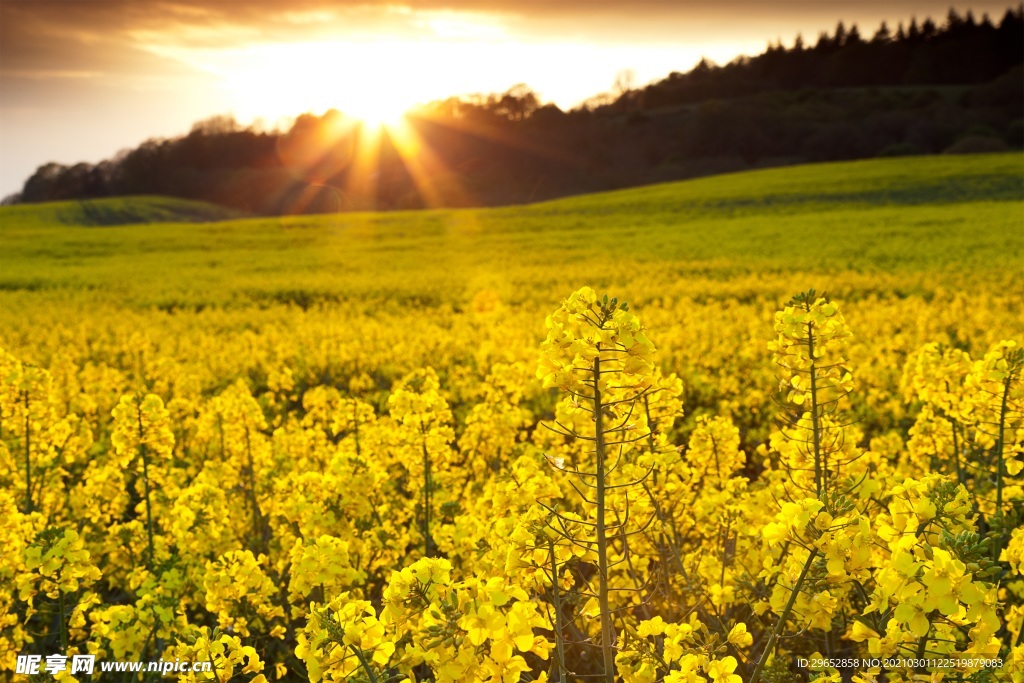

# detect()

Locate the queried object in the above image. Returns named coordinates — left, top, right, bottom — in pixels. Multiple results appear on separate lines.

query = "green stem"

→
left=244, top=426, right=264, bottom=554
left=995, top=374, right=1011, bottom=518
left=750, top=548, right=818, bottom=683
left=137, top=408, right=155, bottom=573
left=58, top=590, right=69, bottom=653
left=548, top=539, right=568, bottom=682
left=806, top=321, right=823, bottom=497
left=125, top=626, right=156, bottom=683
left=421, top=428, right=433, bottom=557
left=23, top=389, right=33, bottom=514
left=951, top=418, right=964, bottom=487
left=592, top=354, right=615, bottom=683
left=206, top=649, right=224, bottom=683
left=990, top=371, right=1013, bottom=563
left=350, top=644, right=380, bottom=683
left=914, top=629, right=930, bottom=673
left=218, top=414, right=225, bottom=460
left=353, top=401, right=361, bottom=456
left=642, top=395, right=658, bottom=486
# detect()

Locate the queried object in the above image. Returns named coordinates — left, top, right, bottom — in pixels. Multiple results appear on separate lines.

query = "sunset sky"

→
left=0, top=0, right=1016, bottom=198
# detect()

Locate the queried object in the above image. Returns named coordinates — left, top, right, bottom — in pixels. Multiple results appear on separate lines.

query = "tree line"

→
left=7, top=6, right=1022, bottom=214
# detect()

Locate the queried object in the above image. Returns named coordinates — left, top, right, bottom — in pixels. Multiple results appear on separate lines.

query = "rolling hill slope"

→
left=0, top=195, right=244, bottom=230
left=1, top=153, right=1021, bottom=308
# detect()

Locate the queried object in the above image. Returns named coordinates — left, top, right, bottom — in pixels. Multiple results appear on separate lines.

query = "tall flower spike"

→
left=536, top=287, right=660, bottom=683
left=768, top=290, right=855, bottom=498
left=538, top=287, right=656, bottom=400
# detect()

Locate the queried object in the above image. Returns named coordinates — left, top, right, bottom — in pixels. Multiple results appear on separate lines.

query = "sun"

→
left=342, top=94, right=410, bottom=131
left=209, top=41, right=423, bottom=127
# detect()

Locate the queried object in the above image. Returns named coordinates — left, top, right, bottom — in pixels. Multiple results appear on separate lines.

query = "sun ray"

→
left=413, top=108, right=581, bottom=169
left=384, top=119, right=473, bottom=209
left=338, top=123, right=384, bottom=211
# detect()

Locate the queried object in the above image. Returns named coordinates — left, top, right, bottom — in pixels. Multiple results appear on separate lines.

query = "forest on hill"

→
left=7, top=6, right=1023, bottom=215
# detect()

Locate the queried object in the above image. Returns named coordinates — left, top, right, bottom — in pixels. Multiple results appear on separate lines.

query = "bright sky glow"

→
left=141, top=35, right=760, bottom=125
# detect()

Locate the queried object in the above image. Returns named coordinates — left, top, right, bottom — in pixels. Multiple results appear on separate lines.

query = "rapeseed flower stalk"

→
left=460, top=362, right=533, bottom=478
left=387, top=368, right=455, bottom=558
left=16, top=527, right=101, bottom=657
left=173, top=626, right=268, bottom=683
left=197, top=380, right=273, bottom=555
left=506, top=504, right=596, bottom=680
left=768, top=290, right=855, bottom=498
left=964, top=341, right=1023, bottom=552
left=296, top=594, right=397, bottom=682
left=0, top=350, right=88, bottom=520
left=901, top=342, right=975, bottom=482
left=616, top=613, right=752, bottom=683
left=537, top=287, right=659, bottom=683
left=0, top=355, right=51, bottom=514
left=753, top=291, right=859, bottom=683
left=298, top=557, right=552, bottom=682
left=287, top=536, right=366, bottom=613
left=204, top=550, right=286, bottom=639
left=111, top=392, right=174, bottom=572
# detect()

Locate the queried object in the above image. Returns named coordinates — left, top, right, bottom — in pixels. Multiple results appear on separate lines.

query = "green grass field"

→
left=1, top=153, right=1022, bottom=312
left=0, top=195, right=244, bottom=230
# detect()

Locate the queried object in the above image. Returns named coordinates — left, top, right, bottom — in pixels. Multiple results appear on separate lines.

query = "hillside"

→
left=0, top=195, right=243, bottom=230
left=1, top=154, right=1021, bottom=308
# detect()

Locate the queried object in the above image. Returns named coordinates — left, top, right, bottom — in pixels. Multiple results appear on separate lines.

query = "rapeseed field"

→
left=1, top=153, right=1022, bottom=682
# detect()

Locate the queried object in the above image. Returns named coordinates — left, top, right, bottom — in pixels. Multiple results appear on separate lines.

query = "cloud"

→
left=4, top=0, right=1016, bottom=82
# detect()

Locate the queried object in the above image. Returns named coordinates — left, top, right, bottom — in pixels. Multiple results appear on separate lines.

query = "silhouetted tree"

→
left=873, top=21, right=892, bottom=43
left=834, top=21, right=848, bottom=47
left=494, top=84, right=540, bottom=121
